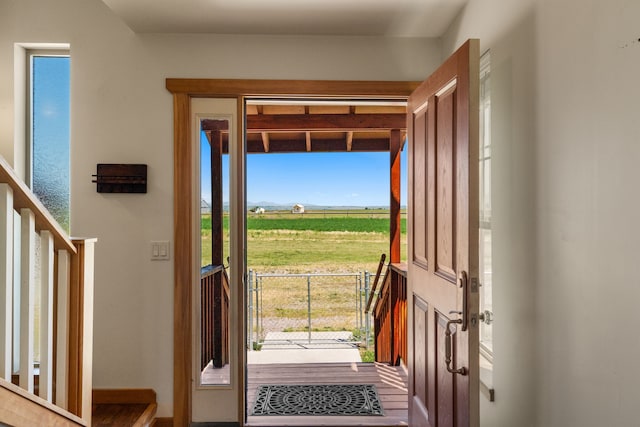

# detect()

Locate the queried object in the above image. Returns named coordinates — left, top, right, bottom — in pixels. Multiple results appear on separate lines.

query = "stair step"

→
left=92, top=389, right=157, bottom=427
left=92, top=402, right=157, bottom=427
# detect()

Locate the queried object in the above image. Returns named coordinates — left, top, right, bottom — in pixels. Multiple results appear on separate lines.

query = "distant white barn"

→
left=291, top=203, right=305, bottom=214
left=254, top=207, right=265, bottom=214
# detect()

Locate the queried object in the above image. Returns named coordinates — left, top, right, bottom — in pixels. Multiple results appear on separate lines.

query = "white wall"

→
left=0, top=0, right=442, bottom=418
left=444, top=0, right=640, bottom=426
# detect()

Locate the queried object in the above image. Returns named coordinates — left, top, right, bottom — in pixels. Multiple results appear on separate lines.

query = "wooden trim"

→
left=172, top=93, right=192, bottom=427
left=93, top=388, right=157, bottom=404
left=166, top=79, right=420, bottom=97
left=235, top=97, right=246, bottom=425
left=0, top=377, right=86, bottom=426
left=167, top=79, right=418, bottom=426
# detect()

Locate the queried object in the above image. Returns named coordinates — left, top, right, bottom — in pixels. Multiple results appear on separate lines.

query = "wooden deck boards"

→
left=246, top=362, right=408, bottom=426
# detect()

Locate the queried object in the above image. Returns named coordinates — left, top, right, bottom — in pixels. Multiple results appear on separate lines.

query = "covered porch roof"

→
left=202, top=100, right=407, bottom=153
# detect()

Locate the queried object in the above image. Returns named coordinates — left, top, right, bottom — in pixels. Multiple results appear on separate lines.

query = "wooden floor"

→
left=92, top=403, right=156, bottom=427
left=246, top=362, right=408, bottom=426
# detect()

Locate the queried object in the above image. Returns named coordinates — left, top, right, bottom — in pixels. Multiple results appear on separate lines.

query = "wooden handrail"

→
left=222, top=267, right=230, bottom=300
left=201, top=264, right=224, bottom=277
left=373, top=268, right=391, bottom=317
left=0, top=156, right=75, bottom=254
left=201, top=264, right=230, bottom=298
left=364, top=254, right=386, bottom=314
left=0, top=157, right=96, bottom=425
left=371, top=265, right=407, bottom=366
left=390, top=262, right=408, bottom=278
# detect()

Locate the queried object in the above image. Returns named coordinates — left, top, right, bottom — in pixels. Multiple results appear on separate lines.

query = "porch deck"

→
left=246, top=362, right=408, bottom=426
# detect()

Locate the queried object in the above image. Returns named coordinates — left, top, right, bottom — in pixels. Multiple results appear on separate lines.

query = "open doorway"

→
left=171, top=41, right=481, bottom=426
left=168, top=79, right=423, bottom=427
left=240, top=98, right=410, bottom=425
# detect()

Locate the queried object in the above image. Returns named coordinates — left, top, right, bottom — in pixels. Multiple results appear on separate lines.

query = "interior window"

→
left=28, top=51, right=70, bottom=232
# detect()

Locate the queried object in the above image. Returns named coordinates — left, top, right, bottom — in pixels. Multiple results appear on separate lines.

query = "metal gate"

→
left=247, top=271, right=374, bottom=350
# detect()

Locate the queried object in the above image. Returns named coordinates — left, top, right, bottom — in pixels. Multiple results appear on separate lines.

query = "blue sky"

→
left=201, top=132, right=408, bottom=207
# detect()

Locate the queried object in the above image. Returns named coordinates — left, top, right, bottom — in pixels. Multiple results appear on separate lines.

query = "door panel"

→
left=435, top=82, right=457, bottom=283
left=412, top=105, right=428, bottom=268
left=412, top=295, right=430, bottom=424
left=408, top=39, right=479, bottom=427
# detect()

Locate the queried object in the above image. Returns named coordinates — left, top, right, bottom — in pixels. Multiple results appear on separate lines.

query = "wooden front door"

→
left=407, top=39, right=480, bottom=427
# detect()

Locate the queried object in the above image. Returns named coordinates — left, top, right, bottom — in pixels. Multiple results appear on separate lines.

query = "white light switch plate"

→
left=151, top=240, right=170, bottom=260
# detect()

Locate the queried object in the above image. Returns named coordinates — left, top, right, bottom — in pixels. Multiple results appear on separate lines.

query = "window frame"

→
left=25, top=48, right=70, bottom=187
left=24, top=48, right=71, bottom=231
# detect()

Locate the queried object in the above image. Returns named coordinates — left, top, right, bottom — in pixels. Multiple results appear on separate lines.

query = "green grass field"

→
left=201, top=210, right=407, bottom=272
left=201, top=210, right=406, bottom=349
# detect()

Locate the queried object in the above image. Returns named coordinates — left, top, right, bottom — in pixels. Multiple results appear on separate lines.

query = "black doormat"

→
left=251, top=384, right=384, bottom=416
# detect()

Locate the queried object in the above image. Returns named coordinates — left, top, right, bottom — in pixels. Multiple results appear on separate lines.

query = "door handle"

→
left=445, top=316, right=467, bottom=376
left=479, top=310, right=493, bottom=325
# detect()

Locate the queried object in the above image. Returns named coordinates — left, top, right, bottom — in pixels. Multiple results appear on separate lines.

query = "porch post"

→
left=389, top=130, right=402, bottom=365
left=210, top=128, right=225, bottom=368
left=390, top=129, right=402, bottom=263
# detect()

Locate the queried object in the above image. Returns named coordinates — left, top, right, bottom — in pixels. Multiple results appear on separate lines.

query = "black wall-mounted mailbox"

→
left=92, top=164, right=147, bottom=193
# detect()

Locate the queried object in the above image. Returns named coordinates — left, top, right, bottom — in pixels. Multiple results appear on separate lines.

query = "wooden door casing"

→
left=407, top=39, right=480, bottom=427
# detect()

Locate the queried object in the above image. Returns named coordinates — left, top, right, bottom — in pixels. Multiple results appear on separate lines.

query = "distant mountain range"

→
left=203, top=200, right=405, bottom=212
left=246, top=202, right=394, bottom=210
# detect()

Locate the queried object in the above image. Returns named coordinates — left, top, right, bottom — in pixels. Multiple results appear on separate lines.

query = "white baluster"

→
left=19, top=208, right=35, bottom=393
left=55, top=249, right=70, bottom=409
left=0, top=184, right=13, bottom=381
left=39, top=230, right=54, bottom=401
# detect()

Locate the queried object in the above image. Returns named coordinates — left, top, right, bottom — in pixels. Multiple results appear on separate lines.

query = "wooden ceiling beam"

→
left=244, top=137, right=390, bottom=154
left=261, top=132, right=270, bottom=153
left=346, top=132, right=353, bottom=152
left=246, top=113, right=406, bottom=132
left=200, top=119, right=229, bottom=131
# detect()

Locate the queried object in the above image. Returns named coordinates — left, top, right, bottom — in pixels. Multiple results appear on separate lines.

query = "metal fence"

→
left=247, top=271, right=375, bottom=350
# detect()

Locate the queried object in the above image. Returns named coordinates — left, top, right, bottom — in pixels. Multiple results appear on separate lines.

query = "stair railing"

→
left=369, top=256, right=408, bottom=366
left=200, top=264, right=230, bottom=371
left=0, top=156, right=95, bottom=426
